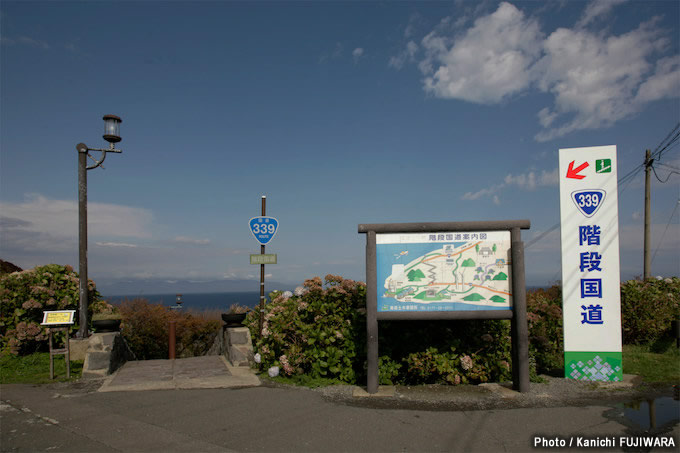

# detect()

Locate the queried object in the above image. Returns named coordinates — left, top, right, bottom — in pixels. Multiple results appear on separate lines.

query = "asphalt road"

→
left=1, top=380, right=678, bottom=452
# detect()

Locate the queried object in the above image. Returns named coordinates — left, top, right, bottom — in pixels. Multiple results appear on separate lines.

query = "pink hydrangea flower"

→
left=460, top=355, right=473, bottom=371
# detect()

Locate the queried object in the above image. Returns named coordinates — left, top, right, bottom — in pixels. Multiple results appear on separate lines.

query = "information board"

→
left=41, top=310, right=76, bottom=326
left=559, top=145, right=622, bottom=382
left=376, top=231, right=512, bottom=312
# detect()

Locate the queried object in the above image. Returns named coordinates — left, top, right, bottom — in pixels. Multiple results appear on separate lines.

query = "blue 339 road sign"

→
left=249, top=216, right=279, bottom=245
left=571, top=190, right=606, bottom=218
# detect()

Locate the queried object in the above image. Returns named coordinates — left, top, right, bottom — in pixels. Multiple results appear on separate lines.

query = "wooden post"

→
left=366, top=231, right=378, bottom=394
left=48, top=327, right=71, bottom=379
left=169, top=320, right=176, bottom=360
left=511, top=227, right=529, bottom=392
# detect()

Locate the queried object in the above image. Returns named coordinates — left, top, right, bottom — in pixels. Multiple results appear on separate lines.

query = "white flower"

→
left=294, top=286, right=307, bottom=296
left=282, top=291, right=293, bottom=299
left=268, top=366, right=280, bottom=377
left=254, top=353, right=261, bottom=364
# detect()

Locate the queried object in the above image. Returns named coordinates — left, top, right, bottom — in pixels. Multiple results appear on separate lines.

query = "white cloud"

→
left=173, top=236, right=211, bottom=245
left=461, top=184, right=503, bottom=201
left=0, top=194, right=153, bottom=255
left=319, top=42, right=344, bottom=63
left=352, top=47, right=364, bottom=63
left=461, top=168, right=557, bottom=202
left=95, top=242, right=138, bottom=248
left=504, top=168, right=558, bottom=189
left=393, top=1, right=678, bottom=141
left=576, top=0, right=627, bottom=28
left=0, top=195, right=160, bottom=279
left=634, top=55, right=680, bottom=103
left=403, top=12, right=423, bottom=39
left=1, top=36, right=49, bottom=49
left=388, top=41, right=418, bottom=70
left=535, top=18, right=670, bottom=141
left=421, top=2, right=543, bottom=103
left=1, top=194, right=153, bottom=238
left=537, top=107, right=558, bottom=128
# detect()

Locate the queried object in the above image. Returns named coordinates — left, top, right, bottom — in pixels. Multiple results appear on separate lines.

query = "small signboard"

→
left=377, top=231, right=512, bottom=312
left=559, top=145, right=622, bottom=382
left=41, top=310, right=76, bottom=326
left=250, top=254, right=277, bottom=265
left=249, top=216, right=279, bottom=245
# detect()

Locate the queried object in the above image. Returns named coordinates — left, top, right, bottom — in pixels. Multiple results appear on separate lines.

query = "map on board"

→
left=376, top=231, right=513, bottom=312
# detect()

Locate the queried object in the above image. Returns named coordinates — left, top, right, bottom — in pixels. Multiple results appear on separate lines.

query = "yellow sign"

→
left=41, top=310, right=76, bottom=325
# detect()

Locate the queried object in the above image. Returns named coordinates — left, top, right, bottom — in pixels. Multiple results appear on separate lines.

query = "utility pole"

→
left=643, top=149, right=652, bottom=280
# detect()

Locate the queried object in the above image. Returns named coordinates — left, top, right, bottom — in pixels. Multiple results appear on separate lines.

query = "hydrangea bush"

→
left=247, top=276, right=680, bottom=385
left=0, top=264, right=101, bottom=355
left=526, top=284, right=564, bottom=374
left=620, top=277, right=680, bottom=345
left=379, top=318, right=514, bottom=385
left=245, top=275, right=366, bottom=383
left=246, top=274, right=516, bottom=385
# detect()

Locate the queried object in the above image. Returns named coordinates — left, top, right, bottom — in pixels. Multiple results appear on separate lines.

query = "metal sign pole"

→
left=259, top=196, right=266, bottom=338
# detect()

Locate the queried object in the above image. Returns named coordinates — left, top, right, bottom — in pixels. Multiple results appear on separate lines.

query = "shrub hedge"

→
left=119, top=298, right=220, bottom=360
left=0, top=264, right=101, bottom=355
left=246, top=275, right=366, bottom=383
left=620, top=277, right=680, bottom=345
left=246, top=275, right=516, bottom=385
left=247, top=275, right=679, bottom=385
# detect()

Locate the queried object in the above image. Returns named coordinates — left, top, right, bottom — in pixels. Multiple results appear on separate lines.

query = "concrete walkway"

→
left=98, top=356, right=261, bottom=392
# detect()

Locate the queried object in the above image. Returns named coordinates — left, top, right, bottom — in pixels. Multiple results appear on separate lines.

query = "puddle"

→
left=620, top=396, right=680, bottom=430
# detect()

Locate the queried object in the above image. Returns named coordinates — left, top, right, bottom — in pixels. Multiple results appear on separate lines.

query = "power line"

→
left=652, top=164, right=679, bottom=183
left=657, top=162, right=680, bottom=172
left=525, top=157, right=646, bottom=249
left=526, top=122, right=679, bottom=250
left=525, top=223, right=560, bottom=249
left=651, top=198, right=680, bottom=266
left=652, top=130, right=680, bottom=161
left=651, top=122, right=680, bottom=157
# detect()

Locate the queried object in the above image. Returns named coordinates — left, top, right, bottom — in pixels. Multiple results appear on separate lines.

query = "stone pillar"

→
left=81, top=332, right=132, bottom=379
left=225, top=327, right=253, bottom=367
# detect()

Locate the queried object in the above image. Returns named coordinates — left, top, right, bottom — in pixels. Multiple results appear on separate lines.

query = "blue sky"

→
left=1, top=0, right=678, bottom=294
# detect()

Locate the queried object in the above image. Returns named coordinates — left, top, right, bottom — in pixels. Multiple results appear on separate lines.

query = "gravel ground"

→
left=265, top=376, right=680, bottom=412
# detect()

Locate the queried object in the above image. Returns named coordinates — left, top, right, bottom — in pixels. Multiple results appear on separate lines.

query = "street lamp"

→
left=76, top=115, right=123, bottom=338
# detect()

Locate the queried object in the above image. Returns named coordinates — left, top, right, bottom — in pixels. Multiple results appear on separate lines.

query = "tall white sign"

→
left=559, top=145, right=622, bottom=382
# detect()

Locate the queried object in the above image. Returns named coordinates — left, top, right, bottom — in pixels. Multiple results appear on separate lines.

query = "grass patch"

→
left=0, top=352, right=84, bottom=384
left=623, top=343, right=680, bottom=383
left=262, top=372, right=349, bottom=388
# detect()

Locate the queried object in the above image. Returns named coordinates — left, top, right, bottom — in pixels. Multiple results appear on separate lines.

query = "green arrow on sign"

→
left=595, top=158, right=611, bottom=173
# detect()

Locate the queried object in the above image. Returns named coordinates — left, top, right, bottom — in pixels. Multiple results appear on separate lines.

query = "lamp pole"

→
left=76, top=115, right=123, bottom=338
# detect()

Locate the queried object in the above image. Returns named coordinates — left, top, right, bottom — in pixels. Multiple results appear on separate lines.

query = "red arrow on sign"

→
left=566, top=160, right=589, bottom=179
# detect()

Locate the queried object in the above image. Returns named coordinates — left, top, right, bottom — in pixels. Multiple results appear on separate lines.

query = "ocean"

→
left=103, top=291, right=262, bottom=312
left=104, top=286, right=555, bottom=313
